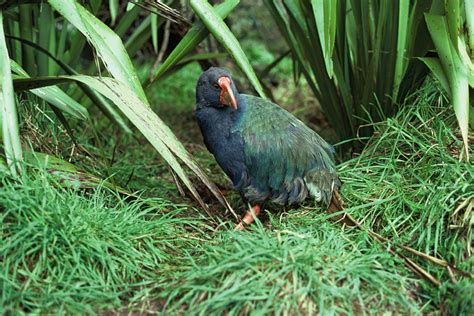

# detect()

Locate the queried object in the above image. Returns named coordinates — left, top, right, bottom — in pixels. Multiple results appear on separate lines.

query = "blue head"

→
left=196, top=67, right=239, bottom=110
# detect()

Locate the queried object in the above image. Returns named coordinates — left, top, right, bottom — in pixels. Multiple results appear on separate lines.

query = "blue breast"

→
left=195, top=102, right=248, bottom=190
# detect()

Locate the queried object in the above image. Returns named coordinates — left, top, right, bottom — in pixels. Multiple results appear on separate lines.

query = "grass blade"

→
left=151, top=13, right=158, bottom=54
left=0, top=12, right=22, bottom=175
left=109, top=0, right=119, bottom=25
left=190, top=0, right=266, bottom=98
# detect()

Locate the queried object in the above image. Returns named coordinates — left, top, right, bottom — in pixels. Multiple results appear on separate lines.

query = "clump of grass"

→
left=0, top=169, right=205, bottom=314
left=159, top=221, right=419, bottom=315
left=339, top=81, right=472, bottom=263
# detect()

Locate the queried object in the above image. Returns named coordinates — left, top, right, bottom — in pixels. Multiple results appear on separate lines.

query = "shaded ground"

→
left=1, top=65, right=473, bottom=314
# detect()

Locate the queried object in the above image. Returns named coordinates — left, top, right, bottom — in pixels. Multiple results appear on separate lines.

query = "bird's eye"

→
left=213, top=83, right=220, bottom=89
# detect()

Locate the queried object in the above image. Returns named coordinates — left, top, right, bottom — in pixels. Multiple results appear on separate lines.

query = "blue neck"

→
left=195, top=95, right=247, bottom=187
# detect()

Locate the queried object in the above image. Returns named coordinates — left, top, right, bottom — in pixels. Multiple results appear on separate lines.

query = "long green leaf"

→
left=125, top=15, right=164, bottom=57
left=393, top=0, right=410, bottom=100
left=48, top=0, right=149, bottom=105
left=0, top=12, right=22, bottom=175
left=465, top=0, right=474, bottom=55
left=446, top=0, right=460, bottom=48
left=425, top=13, right=470, bottom=158
left=311, top=0, right=337, bottom=77
left=457, top=36, right=474, bottom=86
left=19, top=4, right=36, bottom=76
left=152, top=0, right=239, bottom=82
left=109, top=0, right=119, bottom=25
left=38, top=5, right=53, bottom=75
left=190, top=0, right=266, bottom=98
left=10, top=60, right=88, bottom=120
left=419, top=57, right=451, bottom=94
left=115, top=4, right=141, bottom=36
left=153, top=53, right=228, bottom=82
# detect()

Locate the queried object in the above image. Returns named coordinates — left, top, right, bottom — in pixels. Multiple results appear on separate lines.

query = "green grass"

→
left=337, top=82, right=473, bottom=314
left=0, top=172, right=418, bottom=314
left=0, top=169, right=207, bottom=314
left=158, top=222, right=419, bottom=314
left=1, top=76, right=472, bottom=314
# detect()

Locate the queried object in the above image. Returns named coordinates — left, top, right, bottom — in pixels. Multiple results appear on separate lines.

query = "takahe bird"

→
left=196, top=67, right=345, bottom=230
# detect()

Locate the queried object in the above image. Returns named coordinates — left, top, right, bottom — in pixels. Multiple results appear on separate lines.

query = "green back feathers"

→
left=233, top=95, right=339, bottom=205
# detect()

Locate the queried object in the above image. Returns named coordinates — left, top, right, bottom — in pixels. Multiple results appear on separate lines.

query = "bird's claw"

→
left=234, top=204, right=261, bottom=231
left=234, top=222, right=246, bottom=231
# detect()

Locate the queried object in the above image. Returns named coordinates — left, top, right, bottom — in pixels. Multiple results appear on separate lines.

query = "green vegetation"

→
left=265, top=0, right=474, bottom=155
left=1, top=76, right=472, bottom=314
left=1, top=0, right=237, bottom=214
left=0, top=0, right=472, bottom=314
left=0, top=173, right=201, bottom=314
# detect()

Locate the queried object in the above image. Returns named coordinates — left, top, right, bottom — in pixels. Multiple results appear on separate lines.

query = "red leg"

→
left=235, top=204, right=261, bottom=230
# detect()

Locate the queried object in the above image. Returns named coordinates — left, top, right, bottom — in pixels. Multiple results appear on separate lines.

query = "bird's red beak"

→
left=218, top=76, right=238, bottom=110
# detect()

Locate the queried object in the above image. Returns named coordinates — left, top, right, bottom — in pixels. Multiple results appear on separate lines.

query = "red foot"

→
left=234, top=204, right=261, bottom=230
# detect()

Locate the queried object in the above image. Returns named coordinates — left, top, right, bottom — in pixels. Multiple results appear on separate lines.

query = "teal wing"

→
left=233, top=95, right=340, bottom=205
